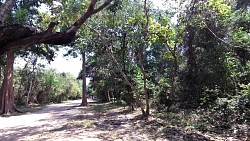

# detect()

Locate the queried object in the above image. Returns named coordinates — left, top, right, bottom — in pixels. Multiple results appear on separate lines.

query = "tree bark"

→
left=107, top=90, right=111, bottom=102
left=80, top=51, right=88, bottom=106
left=138, top=49, right=149, bottom=116
left=26, top=80, right=33, bottom=106
left=0, top=64, right=2, bottom=82
left=0, top=0, right=16, bottom=25
left=0, top=50, right=19, bottom=115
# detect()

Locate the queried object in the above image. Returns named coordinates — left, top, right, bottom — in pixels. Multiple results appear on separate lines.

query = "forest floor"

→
left=0, top=99, right=245, bottom=141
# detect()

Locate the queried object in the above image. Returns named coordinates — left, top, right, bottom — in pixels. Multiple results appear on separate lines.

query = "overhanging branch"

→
left=0, top=0, right=113, bottom=54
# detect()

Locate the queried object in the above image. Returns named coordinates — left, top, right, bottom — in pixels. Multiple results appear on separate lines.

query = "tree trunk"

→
left=0, top=64, right=2, bottom=82
left=26, top=79, right=33, bottom=106
left=139, top=0, right=150, bottom=117
left=80, top=51, right=88, bottom=106
left=25, top=56, right=37, bottom=106
left=166, top=44, right=178, bottom=109
left=183, top=25, right=199, bottom=108
left=0, top=50, right=19, bottom=115
left=0, top=0, right=16, bottom=25
left=167, top=57, right=177, bottom=110
left=138, top=52, right=149, bottom=116
left=107, top=90, right=111, bottom=102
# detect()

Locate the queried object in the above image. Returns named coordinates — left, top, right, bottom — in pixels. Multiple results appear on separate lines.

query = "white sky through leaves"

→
left=15, top=0, right=166, bottom=79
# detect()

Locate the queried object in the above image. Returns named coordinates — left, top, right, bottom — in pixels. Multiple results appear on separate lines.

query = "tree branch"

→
left=0, top=0, right=113, bottom=54
left=92, top=0, right=113, bottom=15
left=203, top=21, right=241, bottom=48
left=67, top=0, right=112, bottom=33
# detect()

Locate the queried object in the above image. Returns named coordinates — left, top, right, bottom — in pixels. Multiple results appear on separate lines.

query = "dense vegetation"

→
left=83, top=0, right=250, bottom=138
left=14, top=57, right=82, bottom=105
left=0, top=0, right=250, bottom=140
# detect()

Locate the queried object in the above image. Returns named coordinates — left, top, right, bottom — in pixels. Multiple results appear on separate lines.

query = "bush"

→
left=14, top=69, right=82, bottom=105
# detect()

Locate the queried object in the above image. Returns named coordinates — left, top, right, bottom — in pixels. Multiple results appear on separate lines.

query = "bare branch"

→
left=203, top=21, right=241, bottom=48
left=92, top=0, right=113, bottom=15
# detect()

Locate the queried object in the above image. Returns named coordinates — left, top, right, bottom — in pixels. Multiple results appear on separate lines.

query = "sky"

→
left=48, top=49, right=82, bottom=77
left=15, top=0, right=167, bottom=78
left=14, top=48, right=82, bottom=77
left=152, top=0, right=166, bottom=9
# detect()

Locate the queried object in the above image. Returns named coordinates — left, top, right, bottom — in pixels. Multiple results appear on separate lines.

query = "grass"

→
left=153, top=109, right=209, bottom=130
left=85, top=102, right=126, bottom=114
left=73, top=120, right=97, bottom=128
left=152, top=108, right=250, bottom=141
left=70, top=101, right=128, bottom=129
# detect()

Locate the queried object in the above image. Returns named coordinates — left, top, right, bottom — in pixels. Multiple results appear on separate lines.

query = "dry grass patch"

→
left=73, top=119, right=97, bottom=128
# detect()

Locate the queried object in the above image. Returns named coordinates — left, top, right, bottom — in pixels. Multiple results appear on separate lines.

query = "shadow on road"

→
left=0, top=99, right=212, bottom=141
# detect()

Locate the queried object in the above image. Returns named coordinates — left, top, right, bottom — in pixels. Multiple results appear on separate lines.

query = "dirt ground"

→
left=0, top=99, right=229, bottom=141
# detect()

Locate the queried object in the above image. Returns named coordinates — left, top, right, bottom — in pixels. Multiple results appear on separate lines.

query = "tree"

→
left=80, top=50, right=88, bottom=106
left=84, top=0, right=156, bottom=116
left=0, top=0, right=113, bottom=115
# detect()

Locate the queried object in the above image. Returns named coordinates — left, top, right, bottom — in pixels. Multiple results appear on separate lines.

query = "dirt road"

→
left=0, top=100, right=213, bottom=141
left=0, top=100, right=100, bottom=141
left=0, top=100, right=152, bottom=141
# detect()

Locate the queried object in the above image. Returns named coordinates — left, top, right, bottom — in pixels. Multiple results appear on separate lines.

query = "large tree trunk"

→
left=80, top=51, right=88, bottom=106
left=0, top=50, right=19, bottom=115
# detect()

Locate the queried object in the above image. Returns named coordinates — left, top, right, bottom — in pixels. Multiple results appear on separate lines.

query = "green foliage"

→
left=4, top=0, right=42, bottom=25
left=14, top=9, right=29, bottom=24
left=14, top=66, right=81, bottom=105
left=38, top=70, right=81, bottom=104
left=207, top=0, right=232, bottom=17
left=107, top=0, right=122, bottom=13
left=6, top=8, right=29, bottom=24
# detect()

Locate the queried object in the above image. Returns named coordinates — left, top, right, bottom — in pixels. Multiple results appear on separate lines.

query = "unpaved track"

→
left=0, top=100, right=104, bottom=141
left=0, top=100, right=158, bottom=141
left=0, top=100, right=214, bottom=141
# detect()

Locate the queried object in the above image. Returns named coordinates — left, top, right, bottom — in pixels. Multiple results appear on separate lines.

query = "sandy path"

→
left=0, top=99, right=215, bottom=141
left=0, top=100, right=104, bottom=141
left=0, top=99, right=156, bottom=141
